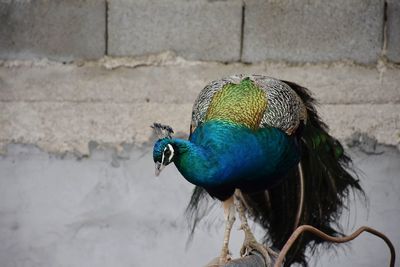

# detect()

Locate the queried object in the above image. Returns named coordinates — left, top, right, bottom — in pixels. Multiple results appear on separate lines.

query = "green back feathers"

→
left=205, top=78, right=267, bottom=130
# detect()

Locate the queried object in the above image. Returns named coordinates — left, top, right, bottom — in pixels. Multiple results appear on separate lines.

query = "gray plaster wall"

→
left=108, top=0, right=243, bottom=61
left=0, top=0, right=399, bottom=265
left=1, top=0, right=399, bottom=64
left=242, top=0, right=384, bottom=63
left=0, top=0, right=106, bottom=61
left=0, top=144, right=398, bottom=267
left=0, top=57, right=399, bottom=266
left=387, top=0, right=400, bottom=62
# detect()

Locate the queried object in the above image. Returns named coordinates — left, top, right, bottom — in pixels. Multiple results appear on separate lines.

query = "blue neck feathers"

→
left=171, top=120, right=300, bottom=188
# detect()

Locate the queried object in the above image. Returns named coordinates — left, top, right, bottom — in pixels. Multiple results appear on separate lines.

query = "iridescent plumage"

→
left=191, top=75, right=307, bottom=135
left=153, top=75, right=363, bottom=266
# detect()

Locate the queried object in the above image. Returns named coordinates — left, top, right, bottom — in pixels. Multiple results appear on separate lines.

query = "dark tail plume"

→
left=243, top=80, right=365, bottom=266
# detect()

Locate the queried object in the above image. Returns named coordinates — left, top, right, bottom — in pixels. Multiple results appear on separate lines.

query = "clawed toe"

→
left=241, top=240, right=277, bottom=264
left=239, top=224, right=278, bottom=265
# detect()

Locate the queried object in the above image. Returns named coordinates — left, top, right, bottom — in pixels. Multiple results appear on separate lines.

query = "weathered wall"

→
left=1, top=0, right=399, bottom=63
left=0, top=144, right=398, bottom=267
left=242, top=0, right=384, bottom=63
left=0, top=0, right=105, bottom=61
left=387, top=0, right=400, bottom=62
left=1, top=58, right=399, bottom=154
left=108, top=0, right=243, bottom=61
left=0, top=1, right=399, bottom=266
left=0, top=58, right=399, bottom=266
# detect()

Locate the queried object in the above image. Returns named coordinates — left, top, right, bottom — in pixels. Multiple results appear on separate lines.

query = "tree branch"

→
left=274, top=225, right=396, bottom=267
left=204, top=225, right=395, bottom=267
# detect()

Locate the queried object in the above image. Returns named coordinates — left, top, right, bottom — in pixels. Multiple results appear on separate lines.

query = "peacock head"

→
left=153, top=138, right=176, bottom=176
left=151, top=123, right=175, bottom=176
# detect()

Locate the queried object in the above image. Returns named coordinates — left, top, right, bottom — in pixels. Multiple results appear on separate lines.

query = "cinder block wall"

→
left=0, top=2, right=400, bottom=267
left=1, top=0, right=399, bottom=63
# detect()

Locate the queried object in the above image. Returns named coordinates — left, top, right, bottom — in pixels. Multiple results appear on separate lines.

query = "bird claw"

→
left=240, top=245, right=251, bottom=257
left=239, top=224, right=278, bottom=265
left=240, top=242, right=279, bottom=266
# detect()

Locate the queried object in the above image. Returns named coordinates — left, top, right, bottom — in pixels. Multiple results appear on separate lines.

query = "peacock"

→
left=152, top=75, right=363, bottom=266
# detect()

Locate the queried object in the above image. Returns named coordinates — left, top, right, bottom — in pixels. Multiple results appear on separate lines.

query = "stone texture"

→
left=1, top=59, right=399, bottom=154
left=1, top=59, right=399, bottom=105
left=387, top=0, right=400, bottom=62
left=242, top=0, right=384, bottom=64
left=108, top=0, right=242, bottom=62
left=0, top=0, right=105, bottom=61
left=0, top=101, right=193, bottom=154
left=2, top=100, right=398, bottom=155
left=319, top=104, right=400, bottom=148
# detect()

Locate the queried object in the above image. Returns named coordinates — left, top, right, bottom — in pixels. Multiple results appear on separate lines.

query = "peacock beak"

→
left=155, top=162, right=165, bottom=176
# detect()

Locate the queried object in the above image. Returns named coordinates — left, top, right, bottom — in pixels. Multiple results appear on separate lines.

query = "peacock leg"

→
left=219, top=195, right=236, bottom=265
left=234, top=189, right=278, bottom=266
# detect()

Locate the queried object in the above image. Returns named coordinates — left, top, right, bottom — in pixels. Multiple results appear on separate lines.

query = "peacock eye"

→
left=164, top=150, right=171, bottom=157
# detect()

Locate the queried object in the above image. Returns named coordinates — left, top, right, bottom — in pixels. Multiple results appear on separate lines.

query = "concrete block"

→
left=0, top=0, right=105, bottom=61
left=242, top=0, right=384, bottom=64
left=1, top=61, right=400, bottom=152
left=108, top=0, right=242, bottom=62
left=387, top=0, right=400, bottom=62
left=0, top=101, right=193, bottom=154
left=1, top=60, right=400, bottom=106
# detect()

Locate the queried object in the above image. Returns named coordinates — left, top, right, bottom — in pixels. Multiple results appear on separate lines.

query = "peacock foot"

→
left=239, top=223, right=279, bottom=266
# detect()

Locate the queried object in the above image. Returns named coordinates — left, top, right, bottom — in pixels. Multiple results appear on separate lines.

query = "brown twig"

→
left=205, top=225, right=395, bottom=267
left=274, top=225, right=396, bottom=267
